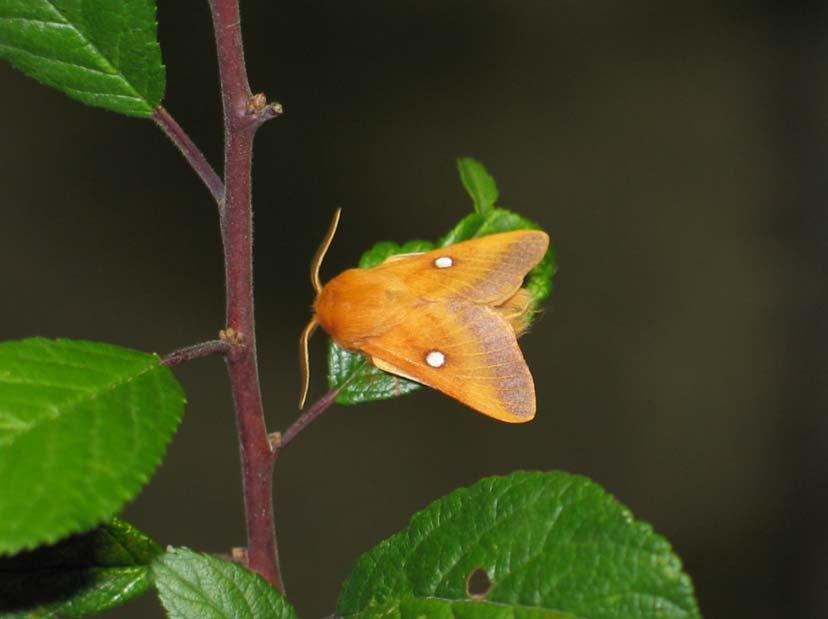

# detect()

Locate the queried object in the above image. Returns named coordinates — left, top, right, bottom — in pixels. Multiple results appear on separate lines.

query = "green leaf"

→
left=457, top=158, right=499, bottom=216
left=0, top=518, right=162, bottom=618
left=337, top=471, right=701, bottom=619
left=329, top=342, right=423, bottom=405
left=153, top=548, right=298, bottom=619
left=358, top=240, right=435, bottom=269
left=0, top=338, right=186, bottom=555
left=0, top=0, right=165, bottom=117
left=328, top=161, right=557, bottom=406
left=352, top=598, right=578, bottom=619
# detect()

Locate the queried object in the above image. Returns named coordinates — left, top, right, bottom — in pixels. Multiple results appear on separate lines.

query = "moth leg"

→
left=371, top=355, right=429, bottom=386
left=381, top=252, right=425, bottom=264
left=496, top=288, right=535, bottom=337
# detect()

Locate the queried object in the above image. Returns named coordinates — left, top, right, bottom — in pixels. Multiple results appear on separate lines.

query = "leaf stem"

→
left=280, top=388, right=341, bottom=449
left=161, top=339, right=230, bottom=367
left=207, top=0, right=283, bottom=593
left=152, top=106, right=225, bottom=207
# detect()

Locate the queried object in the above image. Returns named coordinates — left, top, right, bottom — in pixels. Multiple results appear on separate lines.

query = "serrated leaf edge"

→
left=0, top=1, right=164, bottom=115
left=0, top=341, right=185, bottom=555
left=153, top=549, right=290, bottom=619
left=339, top=472, right=699, bottom=618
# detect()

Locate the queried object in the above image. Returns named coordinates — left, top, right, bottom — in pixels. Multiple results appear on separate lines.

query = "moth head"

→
left=313, top=268, right=402, bottom=347
left=304, top=208, right=390, bottom=344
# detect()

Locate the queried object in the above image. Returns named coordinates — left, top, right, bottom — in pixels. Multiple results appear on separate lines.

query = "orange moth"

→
left=299, top=209, right=549, bottom=423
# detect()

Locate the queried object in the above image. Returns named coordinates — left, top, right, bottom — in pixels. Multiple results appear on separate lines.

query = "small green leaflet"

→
left=337, top=471, right=701, bottom=619
left=328, top=342, right=423, bottom=405
left=0, top=519, right=162, bottom=618
left=153, top=548, right=298, bottom=619
left=0, top=0, right=166, bottom=117
left=357, top=240, right=436, bottom=269
left=328, top=159, right=556, bottom=405
left=457, top=157, right=499, bottom=216
left=0, top=338, right=185, bottom=555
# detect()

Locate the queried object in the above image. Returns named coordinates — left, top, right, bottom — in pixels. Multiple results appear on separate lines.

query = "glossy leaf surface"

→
left=0, top=519, right=161, bottom=618
left=338, top=471, right=700, bottom=619
left=153, top=548, right=298, bottom=619
left=0, top=0, right=165, bottom=116
left=0, top=338, right=185, bottom=554
left=457, top=157, right=498, bottom=216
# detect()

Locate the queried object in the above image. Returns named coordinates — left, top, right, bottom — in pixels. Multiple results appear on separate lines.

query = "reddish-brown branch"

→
left=161, top=339, right=230, bottom=367
left=207, top=0, right=283, bottom=593
left=280, top=388, right=340, bottom=449
left=152, top=106, right=225, bottom=207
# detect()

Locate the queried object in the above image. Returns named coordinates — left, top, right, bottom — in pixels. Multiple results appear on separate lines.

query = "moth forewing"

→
left=373, top=230, right=549, bottom=307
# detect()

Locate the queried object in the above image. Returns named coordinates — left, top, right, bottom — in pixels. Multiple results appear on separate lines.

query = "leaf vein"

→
left=42, top=0, right=144, bottom=100
left=0, top=41, right=122, bottom=79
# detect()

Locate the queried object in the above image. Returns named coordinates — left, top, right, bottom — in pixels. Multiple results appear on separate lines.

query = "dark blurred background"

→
left=2, top=1, right=827, bottom=617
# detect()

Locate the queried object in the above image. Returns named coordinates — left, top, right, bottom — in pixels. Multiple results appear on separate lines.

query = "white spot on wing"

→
left=425, top=350, right=446, bottom=368
left=434, top=256, right=453, bottom=269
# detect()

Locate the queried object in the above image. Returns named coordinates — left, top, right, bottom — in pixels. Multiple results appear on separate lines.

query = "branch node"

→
left=267, top=432, right=282, bottom=452
left=247, top=93, right=268, bottom=113
left=245, top=93, right=283, bottom=125
left=231, top=546, right=249, bottom=565
left=219, top=327, right=246, bottom=347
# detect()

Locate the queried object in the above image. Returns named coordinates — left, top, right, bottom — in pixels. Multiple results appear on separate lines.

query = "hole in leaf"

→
left=465, top=567, right=492, bottom=599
